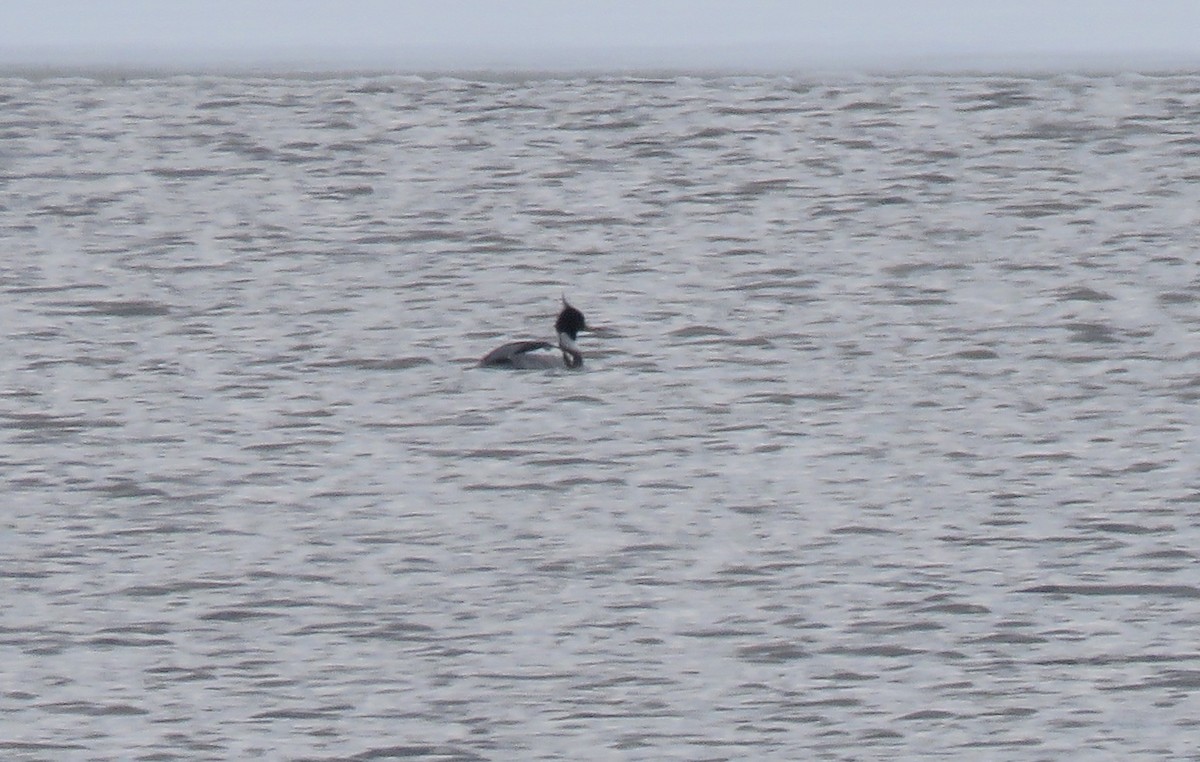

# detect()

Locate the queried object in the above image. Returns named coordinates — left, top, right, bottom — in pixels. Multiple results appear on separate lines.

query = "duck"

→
left=479, top=299, right=588, bottom=369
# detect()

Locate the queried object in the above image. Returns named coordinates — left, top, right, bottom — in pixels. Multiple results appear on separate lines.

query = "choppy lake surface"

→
left=2, top=70, right=1200, bottom=760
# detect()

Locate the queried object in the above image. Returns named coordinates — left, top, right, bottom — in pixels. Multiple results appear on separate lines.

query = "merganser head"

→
left=555, top=299, right=587, bottom=341
left=555, top=299, right=587, bottom=369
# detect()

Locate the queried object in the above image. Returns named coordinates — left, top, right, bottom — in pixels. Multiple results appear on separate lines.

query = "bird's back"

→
left=479, top=340, right=554, bottom=367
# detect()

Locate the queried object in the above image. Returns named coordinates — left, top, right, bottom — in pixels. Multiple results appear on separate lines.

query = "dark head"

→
left=555, top=300, right=587, bottom=341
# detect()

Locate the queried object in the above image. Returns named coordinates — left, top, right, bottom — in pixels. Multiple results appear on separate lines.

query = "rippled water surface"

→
left=3, top=71, right=1200, bottom=760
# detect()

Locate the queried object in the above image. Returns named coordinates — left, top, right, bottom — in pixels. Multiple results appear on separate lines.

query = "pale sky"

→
left=4, top=0, right=1200, bottom=72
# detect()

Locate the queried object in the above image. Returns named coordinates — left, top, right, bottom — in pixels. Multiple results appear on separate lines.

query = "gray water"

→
left=2, top=70, right=1200, bottom=760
